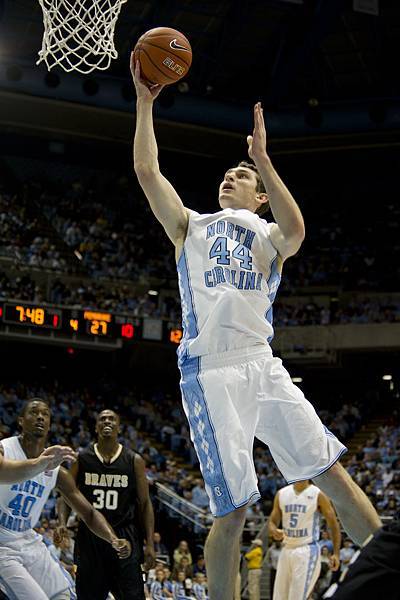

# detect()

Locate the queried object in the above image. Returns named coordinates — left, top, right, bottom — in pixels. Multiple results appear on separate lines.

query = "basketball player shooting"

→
left=0, top=399, right=131, bottom=600
left=268, top=480, right=340, bottom=600
left=131, top=56, right=381, bottom=600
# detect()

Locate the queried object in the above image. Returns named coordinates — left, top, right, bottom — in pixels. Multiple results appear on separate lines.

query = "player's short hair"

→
left=237, top=161, right=270, bottom=217
left=20, top=397, right=51, bottom=417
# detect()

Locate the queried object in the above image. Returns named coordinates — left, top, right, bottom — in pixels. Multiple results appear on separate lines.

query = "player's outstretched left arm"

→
left=56, top=467, right=131, bottom=559
left=248, top=102, right=305, bottom=261
left=318, top=491, right=341, bottom=571
left=0, top=443, right=76, bottom=484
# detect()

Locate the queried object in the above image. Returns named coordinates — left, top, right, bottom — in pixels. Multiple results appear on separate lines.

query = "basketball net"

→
left=36, top=0, right=127, bottom=74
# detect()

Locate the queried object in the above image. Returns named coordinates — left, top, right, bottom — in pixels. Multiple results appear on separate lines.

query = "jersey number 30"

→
left=93, top=489, right=118, bottom=510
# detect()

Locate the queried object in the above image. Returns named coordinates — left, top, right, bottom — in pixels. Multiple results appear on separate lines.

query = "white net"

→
left=36, top=0, right=128, bottom=74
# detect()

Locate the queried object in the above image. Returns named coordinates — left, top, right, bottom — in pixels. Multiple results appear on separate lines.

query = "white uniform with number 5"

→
left=273, top=484, right=321, bottom=600
left=0, top=436, right=73, bottom=599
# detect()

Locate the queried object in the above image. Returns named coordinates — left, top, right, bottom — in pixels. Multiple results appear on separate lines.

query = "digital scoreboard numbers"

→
left=0, top=301, right=182, bottom=348
left=3, top=303, right=62, bottom=329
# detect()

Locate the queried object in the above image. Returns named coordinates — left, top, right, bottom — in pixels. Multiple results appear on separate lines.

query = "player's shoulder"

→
left=77, top=443, right=95, bottom=460
left=0, top=435, right=17, bottom=452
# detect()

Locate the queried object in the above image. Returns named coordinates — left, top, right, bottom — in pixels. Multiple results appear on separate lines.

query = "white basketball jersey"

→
left=0, top=436, right=59, bottom=541
left=278, top=484, right=320, bottom=548
left=177, top=208, right=282, bottom=362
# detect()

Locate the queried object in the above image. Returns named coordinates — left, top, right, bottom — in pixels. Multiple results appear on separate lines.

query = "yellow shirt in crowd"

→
left=244, top=547, right=263, bottom=570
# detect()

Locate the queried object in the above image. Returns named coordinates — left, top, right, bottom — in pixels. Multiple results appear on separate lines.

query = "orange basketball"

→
left=133, top=27, right=192, bottom=86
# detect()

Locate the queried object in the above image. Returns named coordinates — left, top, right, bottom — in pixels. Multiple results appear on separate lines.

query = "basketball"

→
left=133, top=27, right=192, bottom=86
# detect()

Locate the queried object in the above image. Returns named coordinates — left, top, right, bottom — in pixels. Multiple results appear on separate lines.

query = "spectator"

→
left=192, top=573, right=208, bottom=600
left=244, top=538, right=263, bottom=600
left=150, top=567, right=166, bottom=600
left=162, top=567, right=174, bottom=598
left=193, top=555, right=206, bottom=577
left=173, top=540, right=193, bottom=568
left=318, top=530, right=334, bottom=554
left=153, top=532, right=169, bottom=561
left=172, top=570, right=191, bottom=600
left=340, top=539, right=356, bottom=574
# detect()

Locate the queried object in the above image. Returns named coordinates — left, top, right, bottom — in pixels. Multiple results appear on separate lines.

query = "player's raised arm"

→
left=56, top=466, right=131, bottom=559
left=0, top=443, right=76, bottom=484
left=318, top=491, right=341, bottom=572
left=131, top=55, right=189, bottom=250
left=248, top=102, right=305, bottom=261
left=268, top=490, right=284, bottom=541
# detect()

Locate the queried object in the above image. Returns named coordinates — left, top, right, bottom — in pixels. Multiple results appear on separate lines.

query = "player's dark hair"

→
left=20, top=397, right=51, bottom=417
left=237, top=161, right=270, bottom=217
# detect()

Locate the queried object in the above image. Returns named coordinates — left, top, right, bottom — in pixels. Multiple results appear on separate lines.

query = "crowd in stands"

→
left=1, top=170, right=400, bottom=329
left=37, top=178, right=176, bottom=281
left=0, top=190, right=68, bottom=272
left=1, top=166, right=400, bottom=294
left=1, top=267, right=399, bottom=326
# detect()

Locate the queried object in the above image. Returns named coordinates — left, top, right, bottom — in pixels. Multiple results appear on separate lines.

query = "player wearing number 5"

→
left=268, top=481, right=340, bottom=600
left=57, top=409, right=156, bottom=600
left=132, top=55, right=381, bottom=600
left=0, top=399, right=131, bottom=600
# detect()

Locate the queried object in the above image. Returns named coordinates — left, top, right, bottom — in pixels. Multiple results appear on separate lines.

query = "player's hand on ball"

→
left=53, top=525, right=69, bottom=547
left=130, top=54, right=164, bottom=101
left=37, top=445, right=77, bottom=470
left=112, top=538, right=132, bottom=559
left=329, top=553, right=340, bottom=572
left=144, top=544, right=156, bottom=570
left=272, top=528, right=284, bottom=541
left=247, top=102, right=267, bottom=162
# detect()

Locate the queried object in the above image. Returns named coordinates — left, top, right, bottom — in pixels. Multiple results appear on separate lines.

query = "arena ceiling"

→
left=1, top=0, right=399, bottom=110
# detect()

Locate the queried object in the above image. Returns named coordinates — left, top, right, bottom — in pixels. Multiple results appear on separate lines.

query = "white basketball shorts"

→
left=0, top=530, right=72, bottom=600
left=273, top=542, right=321, bottom=600
left=179, top=345, right=347, bottom=517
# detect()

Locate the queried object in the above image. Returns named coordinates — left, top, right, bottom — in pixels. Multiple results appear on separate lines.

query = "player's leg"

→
left=0, top=549, right=48, bottom=600
left=313, top=462, right=381, bottom=546
left=75, top=533, right=111, bottom=600
left=24, top=535, right=73, bottom=600
left=204, top=506, right=247, bottom=600
left=288, top=544, right=320, bottom=600
left=255, top=354, right=381, bottom=546
left=272, top=547, right=291, bottom=600
left=179, top=352, right=261, bottom=600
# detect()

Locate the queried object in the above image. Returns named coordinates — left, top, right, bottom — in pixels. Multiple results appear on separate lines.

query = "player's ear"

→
left=256, top=192, right=268, bottom=204
left=256, top=192, right=269, bottom=209
left=17, top=416, right=23, bottom=430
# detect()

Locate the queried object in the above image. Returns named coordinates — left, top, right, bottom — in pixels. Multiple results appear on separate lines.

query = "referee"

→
left=56, top=409, right=156, bottom=599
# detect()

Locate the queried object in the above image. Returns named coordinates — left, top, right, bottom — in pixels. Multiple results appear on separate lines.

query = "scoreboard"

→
left=0, top=301, right=183, bottom=350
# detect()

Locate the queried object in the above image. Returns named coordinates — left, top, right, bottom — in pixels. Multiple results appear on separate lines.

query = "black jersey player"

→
left=56, top=410, right=156, bottom=600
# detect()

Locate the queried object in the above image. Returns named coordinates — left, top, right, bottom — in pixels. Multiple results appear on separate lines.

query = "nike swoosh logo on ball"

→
left=169, top=39, right=190, bottom=52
